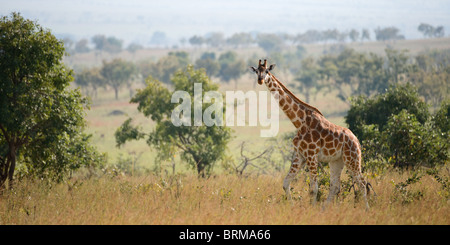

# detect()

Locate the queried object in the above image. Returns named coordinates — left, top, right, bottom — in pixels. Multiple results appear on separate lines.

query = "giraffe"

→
left=251, top=59, right=371, bottom=209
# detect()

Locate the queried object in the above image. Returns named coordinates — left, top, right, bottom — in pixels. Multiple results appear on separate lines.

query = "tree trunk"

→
left=0, top=157, right=8, bottom=190
left=0, top=145, right=16, bottom=190
left=193, top=155, right=207, bottom=178
left=114, top=87, right=119, bottom=100
left=129, top=87, right=134, bottom=99
left=197, top=163, right=206, bottom=178
left=7, top=145, right=16, bottom=188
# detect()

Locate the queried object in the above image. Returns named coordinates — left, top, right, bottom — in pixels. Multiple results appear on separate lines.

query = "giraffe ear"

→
left=268, top=64, right=276, bottom=71
left=250, top=66, right=258, bottom=73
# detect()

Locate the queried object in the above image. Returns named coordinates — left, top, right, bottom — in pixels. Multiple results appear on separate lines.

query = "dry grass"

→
left=1, top=168, right=449, bottom=225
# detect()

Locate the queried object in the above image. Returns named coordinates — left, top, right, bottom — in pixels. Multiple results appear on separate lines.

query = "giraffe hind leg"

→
left=325, top=159, right=345, bottom=205
left=305, top=156, right=319, bottom=206
left=345, top=162, right=369, bottom=210
left=342, top=141, right=369, bottom=210
left=283, top=156, right=305, bottom=200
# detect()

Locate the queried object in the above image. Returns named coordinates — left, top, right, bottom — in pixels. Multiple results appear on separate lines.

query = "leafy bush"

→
left=346, top=83, right=430, bottom=138
left=357, top=124, right=391, bottom=174
left=346, top=84, right=449, bottom=168
left=432, top=99, right=450, bottom=133
left=383, top=110, right=448, bottom=167
left=391, top=171, right=424, bottom=204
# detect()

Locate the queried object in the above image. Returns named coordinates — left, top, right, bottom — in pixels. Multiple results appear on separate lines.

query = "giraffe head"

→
left=250, top=59, right=276, bottom=85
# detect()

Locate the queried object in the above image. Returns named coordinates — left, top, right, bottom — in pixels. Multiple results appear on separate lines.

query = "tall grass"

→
left=1, top=167, right=448, bottom=225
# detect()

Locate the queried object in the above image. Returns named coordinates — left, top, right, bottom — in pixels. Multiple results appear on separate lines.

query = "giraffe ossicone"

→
left=251, top=59, right=371, bottom=209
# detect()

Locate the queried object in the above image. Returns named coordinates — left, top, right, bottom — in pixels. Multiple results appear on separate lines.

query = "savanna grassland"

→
left=1, top=168, right=449, bottom=225
left=1, top=38, right=449, bottom=225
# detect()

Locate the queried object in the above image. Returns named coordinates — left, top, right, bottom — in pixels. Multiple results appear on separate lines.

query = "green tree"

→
left=75, top=67, right=105, bottom=98
left=92, top=35, right=107, bottom=50
left=168, top=51, right=190, bottom=67
left=318, top=49, right=366, bottom=102
left=418, top=23, right=435, bottom=38
left=226, top=32, right=254, bottom=48
left=150, top=31, right=167, bottom=46
left=322, top=29, right=339, bottom=44
left=358, top=52, right=389, bottom=96
left=408, top=50, right=450, bottom=108
left=127, top=43, right=144, bottom=54
left=74, top=39, right=90, bottom=53
left=218, top=51, right=246, bottom=88
left=256, top=33, right=283, bottom=53
left=281, top=45, right=307, bottom=74
left=100, top=58, right=136, bottom=100
left=334, top=49, right=365, bottom=99
left=374, top=27, right=405, bottom=41
left=434, top=26, right=445, bottom=38
left=361, top=29, right=370, bottom=42
left=385, top=48, right=410, bottom=84
left=189, top=35, right=204, bottom=47
left=92, top=35, right=123, bottom=53
left=115, top=66, right=232, bottom=177
left=346, top=83, right=430, bottom=139
left=349, top=29, right=360, bottom=42
left=0, top=13, right=104, bottom=187
left=295, top=57, right=321, bottom=103
left=318, top=48, right=389, bottom=103
left=206, top=32, right=225, bottom=48
left=295, top=30, right=323, bottom=44
left=418, top=23, right=445, bottom=38
left=195, top=52, right=220, bottom=78
left=62, top=37, right=74, bottom=54
left=144, top=52, right=191, bottom=84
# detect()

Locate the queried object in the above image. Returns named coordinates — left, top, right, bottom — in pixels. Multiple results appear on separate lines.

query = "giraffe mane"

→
left=268, top=72, right=324, bottom=117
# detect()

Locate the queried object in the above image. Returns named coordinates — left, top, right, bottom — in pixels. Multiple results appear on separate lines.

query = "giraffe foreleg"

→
left=283, top=156, right=305, bottom=200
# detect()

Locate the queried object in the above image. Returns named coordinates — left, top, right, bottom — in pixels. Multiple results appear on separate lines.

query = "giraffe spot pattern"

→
left=258, top=72, right=369, bottom=208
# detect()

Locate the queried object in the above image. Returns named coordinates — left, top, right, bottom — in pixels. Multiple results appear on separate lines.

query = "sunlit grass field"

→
left=1, top=168, right=449, bottom=225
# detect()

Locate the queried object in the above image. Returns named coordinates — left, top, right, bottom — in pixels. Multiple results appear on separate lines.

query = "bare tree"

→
left=231, top=142, right=273, bottom=176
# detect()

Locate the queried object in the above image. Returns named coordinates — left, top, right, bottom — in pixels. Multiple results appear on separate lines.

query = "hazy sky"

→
left=2, top=0, right=449, bottom=45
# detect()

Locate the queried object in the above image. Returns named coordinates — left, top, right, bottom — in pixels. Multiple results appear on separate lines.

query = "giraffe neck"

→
left=264, top=74, right=322, bottom=128
left=268, top=72, right=323, bottom=116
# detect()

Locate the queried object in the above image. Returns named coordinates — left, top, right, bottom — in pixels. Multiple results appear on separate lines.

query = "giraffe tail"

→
left=366, top=181, right=377, bottom=197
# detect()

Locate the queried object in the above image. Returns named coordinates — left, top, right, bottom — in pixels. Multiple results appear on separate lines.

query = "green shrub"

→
left=432, top=99, right=450, bottom=133
left=346, top=84, right=449, bottom=168
left=391, top=171, right=424, bottom=204
left=346, top=83, right=430, bottom=139
left=383, top=110, right=448, bottom=167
